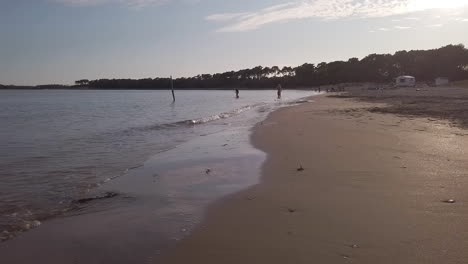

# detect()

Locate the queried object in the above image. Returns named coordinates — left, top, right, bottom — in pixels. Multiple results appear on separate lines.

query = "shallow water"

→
left=0, top=89, right=316, bottom=240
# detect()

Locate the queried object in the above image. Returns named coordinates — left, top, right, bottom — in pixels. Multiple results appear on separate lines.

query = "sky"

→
left=1, top=0, right=468, bottom=85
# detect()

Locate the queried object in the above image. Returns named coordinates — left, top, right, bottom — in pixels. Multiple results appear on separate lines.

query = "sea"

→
left=0, top=89, right=317, bottom=250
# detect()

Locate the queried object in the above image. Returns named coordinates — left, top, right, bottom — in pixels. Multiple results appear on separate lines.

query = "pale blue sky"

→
left=1, top=0, right=468, bottom=85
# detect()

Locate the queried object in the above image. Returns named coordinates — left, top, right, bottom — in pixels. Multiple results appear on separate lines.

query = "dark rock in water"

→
left=297, top=165, right=305, bottom=172
left=205, top=168, right=211, bottom=174
left=442, top=199, right=456, bottom=204
left=74, top=192, right=118, bottom=204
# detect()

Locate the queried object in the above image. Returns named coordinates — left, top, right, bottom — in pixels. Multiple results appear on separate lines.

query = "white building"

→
left=435, top=77, right=449, bottom=86
left=395, top=76, right=416, bottom=87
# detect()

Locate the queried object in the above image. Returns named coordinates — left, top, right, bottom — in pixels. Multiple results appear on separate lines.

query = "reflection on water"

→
left=0, top=89, right=316, bottom=244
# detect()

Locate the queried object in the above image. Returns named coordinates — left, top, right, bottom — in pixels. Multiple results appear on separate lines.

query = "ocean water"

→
left=0, top=89, right=316, bottom=242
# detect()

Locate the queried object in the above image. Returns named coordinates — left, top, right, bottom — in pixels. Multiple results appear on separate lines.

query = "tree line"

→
left=2, top=44, right=468, bottom=90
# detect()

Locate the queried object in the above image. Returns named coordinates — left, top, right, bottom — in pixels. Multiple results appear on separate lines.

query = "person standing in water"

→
left=277, top=84, right=282, bottom=99
left=170, top=76, right=175, bottom=102
left=235, top=89, right=239, bottom=99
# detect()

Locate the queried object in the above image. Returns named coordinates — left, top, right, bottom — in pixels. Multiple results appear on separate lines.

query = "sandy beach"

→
left=163, top=86, right=468, bottom=263
left=3, top=2, right=468, bottom=261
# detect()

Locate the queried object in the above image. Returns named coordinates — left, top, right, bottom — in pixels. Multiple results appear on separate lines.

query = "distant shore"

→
left=162, top=86, right=468, bottom=263
left=4, top=44, right=467, bottom=91
left=0, top=86, right=315, bottom=90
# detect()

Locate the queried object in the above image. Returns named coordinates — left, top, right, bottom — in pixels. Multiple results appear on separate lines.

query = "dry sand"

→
left=163, top=87, right=468, bottom=263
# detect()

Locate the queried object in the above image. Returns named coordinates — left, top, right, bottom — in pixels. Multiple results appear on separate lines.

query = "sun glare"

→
left=408, top=0, right=468, bottom=11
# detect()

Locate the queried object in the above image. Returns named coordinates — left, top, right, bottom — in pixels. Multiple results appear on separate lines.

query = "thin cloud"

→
left=205, top=12, right=251, bottom=22
left=262, top=2, right=296, bottom=12
left=53, top=0, right=171, bottom=7
left=207, top=0, right=468, bottom=32
left=426, top=23, right=444, bottom=27
left=394, top=25, right=411, bottom=29
left=53, top=0, right=107, bottom=5
left=451, top=17, right=468, bottom=21
left=404, top=17, right=420, bottom=20
left=372, top=25, right=412, bottom=32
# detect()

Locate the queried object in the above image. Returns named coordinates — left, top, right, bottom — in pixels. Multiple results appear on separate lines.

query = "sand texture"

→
left=163, top=88, right=468, bottom=264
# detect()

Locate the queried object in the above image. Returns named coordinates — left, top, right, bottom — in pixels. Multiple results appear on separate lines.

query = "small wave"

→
left=130, top=103, right=264, bottom=133
left=187, top=104, right=260, bottom=125
left=1, top=210, right=45, bottom=242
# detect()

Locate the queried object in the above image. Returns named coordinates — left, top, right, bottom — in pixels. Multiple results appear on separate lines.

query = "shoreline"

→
left=0, top=88, right=318, bottom=91
left=0, top=89, right=314, bottom=243
left=162, top=91, right=468, bottom=263
left=0, top=91, right=318, bottom=263
left=4, top=86, right=468, bottom=263
left=0, top=111, right=266, bottom=264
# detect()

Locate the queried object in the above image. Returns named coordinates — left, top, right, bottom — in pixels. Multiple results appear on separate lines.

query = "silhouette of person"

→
left=235, top=89, right=239, bottom=99
left=277, top=84, right=282, bottom=99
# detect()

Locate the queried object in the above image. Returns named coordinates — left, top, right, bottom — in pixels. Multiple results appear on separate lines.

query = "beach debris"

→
left=205, top=168, right=211, bottom=174
left=393, top=156, right=401, bottom=159
left=442, top=199, right=456, bottom=204
left=73, top=191, right=118, bottom=204
left=287, top=207, right=297, bottom=213
left=400, top=166, right=407, bottom=169
left=297, top=165, right=305, bottom=172
left=222, top=144, right=229, bottom=147
left=349, top=244, right=359, bottom=249
left=340, top=254, right=351, bottom=260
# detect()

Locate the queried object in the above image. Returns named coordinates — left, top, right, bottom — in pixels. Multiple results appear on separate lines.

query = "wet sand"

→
left=0, top=125, right=266, bottom=263
left=163, top=88, right=468, bottom=263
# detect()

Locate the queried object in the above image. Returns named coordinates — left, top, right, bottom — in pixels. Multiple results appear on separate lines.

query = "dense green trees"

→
left=75, top=79, right=89, bottom=86
left=2, top=44, right=468, bottom=90
left=84, top=44, right=468, bottom=89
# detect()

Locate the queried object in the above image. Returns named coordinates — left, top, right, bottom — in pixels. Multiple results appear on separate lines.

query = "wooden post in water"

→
left=170, top=75, right=175, bottom=102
